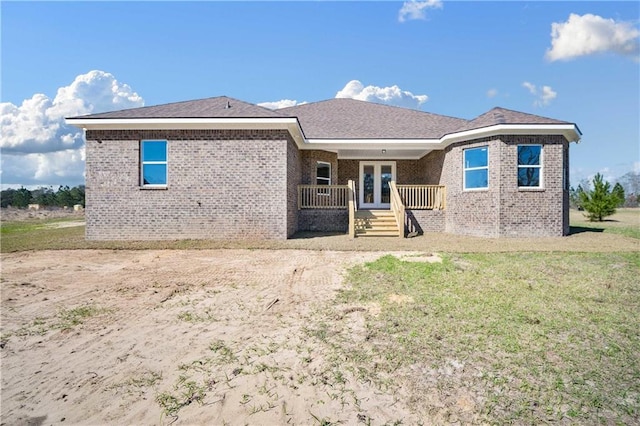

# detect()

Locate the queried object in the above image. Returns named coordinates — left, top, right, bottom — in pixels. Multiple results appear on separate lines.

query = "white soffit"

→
left=66, top=118, right=581, bottom=149
left=338, top=149, right=432, bottom=160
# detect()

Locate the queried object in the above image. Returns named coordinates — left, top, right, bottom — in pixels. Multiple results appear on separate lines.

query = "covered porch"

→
left=297, top=181, right=446, bottom=237
left=295, top=150, right=448, bottom=237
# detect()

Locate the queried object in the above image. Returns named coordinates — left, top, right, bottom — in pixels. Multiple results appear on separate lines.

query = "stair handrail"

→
left=348, top=180, right=356, bottom=238
left=389, top=181, right=405, bottom=238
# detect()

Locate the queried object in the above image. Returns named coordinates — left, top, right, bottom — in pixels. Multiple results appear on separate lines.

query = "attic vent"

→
left=225, top=101, right=231, bottom=109
left=494, top=112, right=506, bottom=124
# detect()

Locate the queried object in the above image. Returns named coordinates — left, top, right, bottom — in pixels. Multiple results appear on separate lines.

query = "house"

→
left=66, top=96, right=581, bottom=240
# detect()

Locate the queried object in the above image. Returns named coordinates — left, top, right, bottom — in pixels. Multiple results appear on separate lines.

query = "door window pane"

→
left=363, top=165, right=374, bottom=204
left=380, top=165, right=392, bottom=204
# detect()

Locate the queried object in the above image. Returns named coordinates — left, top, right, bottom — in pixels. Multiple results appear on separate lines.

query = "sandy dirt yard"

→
left=1, top=249, right=422, bottom=425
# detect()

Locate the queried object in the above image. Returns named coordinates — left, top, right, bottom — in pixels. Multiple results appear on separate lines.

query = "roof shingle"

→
left=69, top=97, right=577, bottom=140
left=280, top=98, right=467, bottom=139
left=75, top=96, right=284, bottom=119
left=457, top=107, right=571, bottom=133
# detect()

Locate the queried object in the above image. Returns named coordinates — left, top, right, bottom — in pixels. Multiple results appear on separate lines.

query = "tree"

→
left=32, top=187, right=56, bottom=206
left=1, top=189, right=16, bottom=208
left=615, top=171, right=639, bottom=207
left=579, top=173, right=618, bottom=221
left=12, top=187, right=33, bottom=208
left=616, top=171, right=640, bottom=196
left=612, top=183, right=625, bottom=207
left=55, top=185, right=75, bottom=207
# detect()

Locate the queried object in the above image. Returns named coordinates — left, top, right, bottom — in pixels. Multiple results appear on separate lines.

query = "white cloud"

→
left=336, top=80, right=428, bottom=109
left=546, top=13, right=640, bottom=61
left=522, top=81, right=536, bottom=95
left=0, top=148, right=85, bottom=187
left=540, top=85, right=557, bottom=105
left=1, top=70, right=143, bottom=155
left=258, top=99, right=305, bottom=110
left=522, top=81, right=557, bottom=107
left=486, top=88, right=498, bottom=98
left=0, top=70, right=143, bottom=186
left=398, top=0, right=442, bottom=23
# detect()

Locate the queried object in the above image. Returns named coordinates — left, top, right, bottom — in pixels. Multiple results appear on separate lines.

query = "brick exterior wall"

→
left=83, top=131, right=569, bottom=240
left=337, top=159, right=428, bottom=185
left=337, top=160, right=358, bottom=185
left=286, top=137, right=302, bottom=237
left=298, top=210, right=348, bottom=232
left=85, top=129, right=296, bottom=240
left=441, top=135, right=569, bottom=238
left=420, top=150, right=445, bottom=185
left=301, top=151, right=338, bottom=185
left=497, top=136, right=568, bottom=237
left=406, top=209, right=445, bottom=234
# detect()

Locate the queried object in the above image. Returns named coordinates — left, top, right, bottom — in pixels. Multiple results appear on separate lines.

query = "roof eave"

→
left=65, top=117, right=298, bottom=128
left=65, top=117, right=307, bottom=147
left=443, top=123, right=582, bottom=144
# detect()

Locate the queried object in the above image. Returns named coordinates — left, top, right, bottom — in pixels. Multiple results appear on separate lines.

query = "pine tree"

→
left=579, top=173, right=618, bottom=221
left=612, top=182, right=625, bottom=207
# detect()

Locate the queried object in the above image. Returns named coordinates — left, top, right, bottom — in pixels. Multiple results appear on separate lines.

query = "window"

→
left=464, top=146, right=488, bottom=190
left=518, top=145, right=542, bottom=188
left=316, top=162, right=331, bottom=185
left=141, top=140, right=167, bottom=187
left=316, top=161, right=331, bottom=195
left=563, top=146, right=569, bottom=191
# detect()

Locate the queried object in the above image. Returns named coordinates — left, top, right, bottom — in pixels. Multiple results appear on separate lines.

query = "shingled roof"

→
left=457, top=107, right=572, bottom=133
left=69, top=96, right=578, bottom=141
left=76, top=96, right=283, bottom=119
left=280, top=98, right=467, bottom=139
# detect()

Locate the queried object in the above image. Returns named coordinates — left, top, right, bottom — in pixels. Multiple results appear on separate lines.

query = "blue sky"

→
left=1, top=1, right=638, bottom=188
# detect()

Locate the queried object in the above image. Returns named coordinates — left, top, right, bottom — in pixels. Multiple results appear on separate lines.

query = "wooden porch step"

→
left=355, top=229, right=400, bottom=237
left=354, top=210, right=400, bottom=237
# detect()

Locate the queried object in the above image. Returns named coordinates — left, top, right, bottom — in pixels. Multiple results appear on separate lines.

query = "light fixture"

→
left=382, top=149, right=387, bottom=154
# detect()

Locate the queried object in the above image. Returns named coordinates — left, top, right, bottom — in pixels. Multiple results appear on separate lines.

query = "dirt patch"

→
left=388, top=294, right=415, bottom=304
left=1, top=207, right=84, bottom=222
left=42, top=220, right=85, bottom=229
left=396, top=253, right=443, bottom=263
left=0, top=249, right=423, bottom=425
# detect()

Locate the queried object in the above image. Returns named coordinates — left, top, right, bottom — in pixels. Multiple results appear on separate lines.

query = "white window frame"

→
left=463, top=146, right=489, bottom=191
left=316, top=161, right=331, bottom=196
left=316, top=161, right=331, bottom=186
left=140, top=140, right=168, bottom=188
left=517, top=144, right=543, bottom=189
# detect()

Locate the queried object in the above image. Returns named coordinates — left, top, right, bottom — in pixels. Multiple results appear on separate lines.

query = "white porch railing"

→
left=389, top=181, right=405, bottom=238
left=396, top=185, right=446, bottom=210
left=298, top=185, right=349, bottom=209
left=348, top=180, right=356, bottom=238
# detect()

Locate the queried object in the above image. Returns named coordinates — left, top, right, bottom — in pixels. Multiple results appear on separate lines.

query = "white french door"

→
left=359, top=161, right=396, bottom=209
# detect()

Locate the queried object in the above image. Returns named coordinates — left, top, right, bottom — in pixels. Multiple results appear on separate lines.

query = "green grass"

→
left=315, top=253, right=640, bottom=424
left=570, top=208, right=640, bottom=239
left=11, top=304, right=108, bottom=336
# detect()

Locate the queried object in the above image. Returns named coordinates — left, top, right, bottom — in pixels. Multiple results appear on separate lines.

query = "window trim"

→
left=316, top=161, right=331, bottom=185
left=463, top=146, right=489, bottom=191
left=140, top=140, right=168, bottom=188
left=517, top=144, right=543, bottom=189
left=316, top=161, right=331, bottom=196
